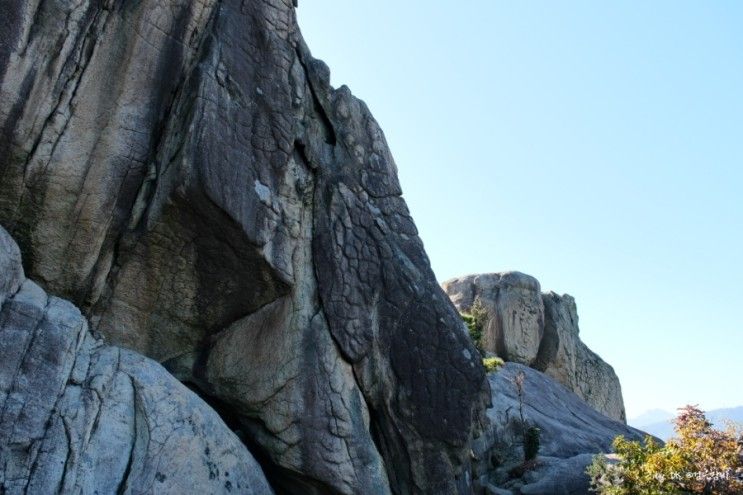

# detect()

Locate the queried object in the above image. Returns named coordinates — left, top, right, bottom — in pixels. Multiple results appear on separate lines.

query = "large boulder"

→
left=443, top=272, right=544, bottom=365
left=473, top=363, right=646, bottom=495
left=443, top=273, right=626, bottom=422
left=0, top=226, right=273, bottom=494
left=0, top=2, right=488, bottom=493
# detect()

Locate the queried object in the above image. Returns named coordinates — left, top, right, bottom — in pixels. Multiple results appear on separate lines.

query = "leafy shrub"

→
left=482, top=356, right=504, bottom=372
left=587, top=405, right=743, bottom=494
left=463, top=300, right=504, bottom=373
left=461, top=298, right=488, bottom=354
left=524, top=426, right=541, bottom=461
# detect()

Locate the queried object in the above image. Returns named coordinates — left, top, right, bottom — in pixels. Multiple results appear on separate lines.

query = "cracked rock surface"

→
left=0, top=1, right=489, bottom=493
left=443, top=272, right=626, bottom=422
left=472, top=363, right=646, bottom=495
left=0, top=225, right=273, bottom=495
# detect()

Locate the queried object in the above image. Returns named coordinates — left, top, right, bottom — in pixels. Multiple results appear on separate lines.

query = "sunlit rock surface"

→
left=443, top=272, right=626, bottom=422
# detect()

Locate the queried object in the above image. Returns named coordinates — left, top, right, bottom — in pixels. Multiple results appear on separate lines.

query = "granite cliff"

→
left=0, top=1, right=488, bottom=493
left=1, top=2, right=642, bottom=494
left=443, top=272, right=626, bottom=423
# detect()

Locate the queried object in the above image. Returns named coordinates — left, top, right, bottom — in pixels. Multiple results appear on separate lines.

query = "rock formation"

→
left=472, top=363, right=645, bottom=494
left=444, top=272, right=545, bottom=366
left=0, top=1, right=488, bottom=494
left=443, top=272, right=626, bottom=422
left=0, top=226, right=273, bottom=494
left=539, top=291, right=626, bottom=423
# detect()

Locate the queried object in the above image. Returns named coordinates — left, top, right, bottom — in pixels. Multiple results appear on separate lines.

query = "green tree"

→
left=587, top=405, right=743, bottom=494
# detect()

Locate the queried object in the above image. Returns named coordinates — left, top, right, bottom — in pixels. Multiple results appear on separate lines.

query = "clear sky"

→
left=297, top=1, right=743, bottom=418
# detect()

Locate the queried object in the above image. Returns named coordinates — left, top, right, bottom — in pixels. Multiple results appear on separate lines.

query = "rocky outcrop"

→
left=0, top=226, right=273, bottom=494
left=539, top=292, right=626, bottom=424
left=443, top=272, right=626, bottom=422
left=444, top=272, right=544, bottom=365
left=0, top=2, right=488, bottom=494
left=473, top=363, right=645, bottom=494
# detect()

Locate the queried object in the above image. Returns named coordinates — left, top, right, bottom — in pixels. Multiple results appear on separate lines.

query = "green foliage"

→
left=524, top=426, right=541, bottom=461
left=461, top=298, right=488, bottom=354
left=482, top=356, right=504, bottom=372
left=587, top=405, right=743, bottom=494
left=462, top=300, right=504, bottom=374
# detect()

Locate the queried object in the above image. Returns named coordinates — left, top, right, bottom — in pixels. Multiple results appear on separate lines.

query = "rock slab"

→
left=0, top=225, right=273, bottom=495
left=473, top=363, right=646, bottom=495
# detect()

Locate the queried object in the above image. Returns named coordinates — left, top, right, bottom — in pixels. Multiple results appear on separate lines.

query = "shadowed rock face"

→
left=0, top=1, right=488, bottom=493
left=443, top=272, right=626, bottom=423
left=0, top=226, right=273, bottom=495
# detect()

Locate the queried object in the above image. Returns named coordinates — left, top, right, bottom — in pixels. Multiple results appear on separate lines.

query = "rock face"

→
left=515, top=454, right=600, bottom=495
left=0, top=2, right=488, bottom=494
left=473, top=363, right=646, bottom=494
left=0, top=226, right=273, bottom=495
left=443, top=272, right=626, bottom=422
left=539, top=292, right=626, bottom=424
left=444, top=272, right=544, bottom=365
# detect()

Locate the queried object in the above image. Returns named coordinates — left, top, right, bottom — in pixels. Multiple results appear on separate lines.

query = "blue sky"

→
left=297, top=1, right=743, bottom=418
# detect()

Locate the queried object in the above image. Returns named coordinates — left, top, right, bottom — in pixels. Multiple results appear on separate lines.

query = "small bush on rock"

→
left=513, top=370, right=541, bottom=463
left=587, top=405, right=743, bottom=494
left=461, top=297, right=488, bottom=354
left=524, top=426, right=541, bottom=461
left=482, top=356, right=504, bottom=372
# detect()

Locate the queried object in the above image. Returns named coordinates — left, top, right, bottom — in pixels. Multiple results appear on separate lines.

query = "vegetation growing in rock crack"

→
left=461, top=300, right=505, bottom=373
left=483, top=356, right=505, bottom=372
left=460, top=297, right=488, bottom=354
left=587, top=405, right=743, bottom=494
left=514, top=370, right=540, bottom=463
left=524, top=426, right=541, bottom=461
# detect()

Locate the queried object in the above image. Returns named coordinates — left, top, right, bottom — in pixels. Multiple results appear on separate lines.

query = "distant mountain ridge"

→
left=630, top=406, right=743, bottom=440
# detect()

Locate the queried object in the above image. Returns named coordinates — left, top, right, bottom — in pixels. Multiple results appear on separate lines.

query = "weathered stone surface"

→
left=538, top=292, right=626, bottom=423
left=0, top=2, right=488, bottom=493
left=472, top=363, right=646, bottom=494
left=484, top=363, right=642, bottom=463
left=484, top=485, right=514, bottom=495
left=491, top=454, right=620, bottom=495
left=443, top=272, right=544, bottom=365
left=443, top=272, right=626, bottom=422
left=0, top=225, right=272, bottom=495
left=516, top=454, right=595, bottom=495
